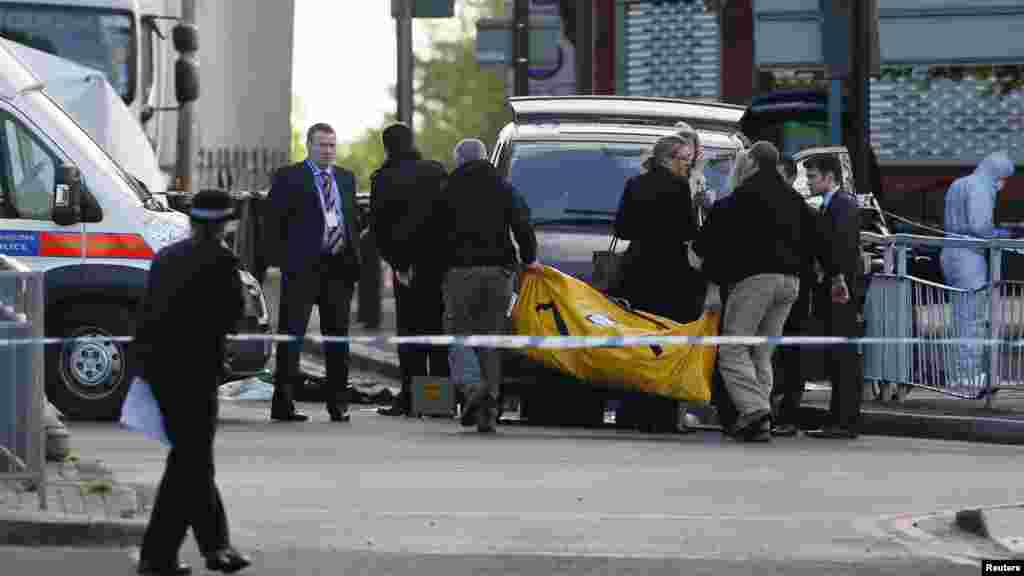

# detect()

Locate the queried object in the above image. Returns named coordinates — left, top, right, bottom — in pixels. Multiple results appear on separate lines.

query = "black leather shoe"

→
left=733, top=410, right=772, bottom=443
left=476, top=397, right=497, bottom=434
left=459, top=399, right=480, bottom=427
left=205, top=548, right=251, bottom=574
left=771, top=423, right=799, bottom=437
left=328, top=407, right=351, bottom=422
left=806, top=426, right=858, bottom=439
left=377, top=405, right=407, bottom=417
left=137, top=559, right=191, bottom=575
left=270, top=411, right=308, bottom=422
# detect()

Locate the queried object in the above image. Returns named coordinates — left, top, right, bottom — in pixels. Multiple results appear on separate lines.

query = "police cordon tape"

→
left=0, top=334, right=1023, bottom=348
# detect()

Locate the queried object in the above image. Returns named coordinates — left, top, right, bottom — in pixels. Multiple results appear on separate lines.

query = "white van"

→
left=0, top=40, right=269, bottom=420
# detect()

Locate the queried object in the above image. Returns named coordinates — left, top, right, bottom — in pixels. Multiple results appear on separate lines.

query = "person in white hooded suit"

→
left=940, top=151, right=1016, bottom=390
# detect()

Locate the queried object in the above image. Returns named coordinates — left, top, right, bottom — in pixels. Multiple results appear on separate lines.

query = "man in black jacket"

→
left=803, top=154, right=861, bottom=439
left=135, top=189, right=251, bottom=575
left=693, top=141, right=819, bottom=442
left=432, top=138, right=540, bottom=433
left=371, top=123, right=450, bottom=416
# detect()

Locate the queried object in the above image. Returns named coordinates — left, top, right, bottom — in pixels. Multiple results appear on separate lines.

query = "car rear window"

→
left=504, top=141, right=735, bottom=222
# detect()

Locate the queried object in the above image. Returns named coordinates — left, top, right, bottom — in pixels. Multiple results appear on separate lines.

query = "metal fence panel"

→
left=863, top=274, right=910, bottom=384
left=0, top=263, right=46, bottom=510
left=861, top=233, right=1024, bottom=405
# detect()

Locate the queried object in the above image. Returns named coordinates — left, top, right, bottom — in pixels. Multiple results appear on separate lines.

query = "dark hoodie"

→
left=434, top=159, right=537, bottom=270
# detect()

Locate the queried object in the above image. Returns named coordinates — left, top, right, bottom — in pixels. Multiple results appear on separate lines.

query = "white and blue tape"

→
left=0, top=334, right=1022, bottom=348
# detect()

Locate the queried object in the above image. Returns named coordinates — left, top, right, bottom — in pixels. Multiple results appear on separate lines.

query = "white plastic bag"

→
left=120, top=376, right=171, bottom=447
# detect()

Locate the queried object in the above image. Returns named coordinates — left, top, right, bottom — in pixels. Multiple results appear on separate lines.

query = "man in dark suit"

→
left=769, top=155, right=820, bottom=437
left=803, top=154, right=862, bottom=439
left=370, top=123, right=450, bottom=416
left=267, top=122, right=362, bottom=423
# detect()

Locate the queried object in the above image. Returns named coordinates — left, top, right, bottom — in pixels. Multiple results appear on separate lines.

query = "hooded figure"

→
left=941, top=151, right=1016, bottom=289
left=940, top=151, right=1016, bottom=390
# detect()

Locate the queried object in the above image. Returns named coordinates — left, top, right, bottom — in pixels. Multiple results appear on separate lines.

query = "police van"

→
left=0, top=40, right=270, bottom=420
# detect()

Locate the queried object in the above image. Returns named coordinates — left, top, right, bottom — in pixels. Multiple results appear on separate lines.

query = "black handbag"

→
left=592, top=235, right=627, bottom=293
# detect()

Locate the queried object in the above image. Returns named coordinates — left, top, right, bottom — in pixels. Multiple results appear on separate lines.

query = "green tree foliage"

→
left=332, top=0, right=509, bottom=192
left=290, top=94, right=308, bottom=162
left=411, top=3, right=510, bottom=170
left=337, top=123, right=391, bottom=193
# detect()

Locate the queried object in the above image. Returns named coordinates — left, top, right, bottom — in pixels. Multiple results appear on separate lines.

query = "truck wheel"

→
left=47, top=304, right=136, bottom=421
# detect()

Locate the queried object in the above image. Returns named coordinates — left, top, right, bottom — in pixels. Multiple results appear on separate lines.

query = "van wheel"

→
left=47, top=304, right=136, bottom=421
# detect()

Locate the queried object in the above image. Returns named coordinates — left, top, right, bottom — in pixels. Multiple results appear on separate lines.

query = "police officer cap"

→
left=189, top=189, right=237, bottom=222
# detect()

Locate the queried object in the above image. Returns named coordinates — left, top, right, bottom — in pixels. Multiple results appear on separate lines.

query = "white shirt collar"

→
left=822, top=185, right=840, bottom=209
left=306, top=159, right=333, bottom=177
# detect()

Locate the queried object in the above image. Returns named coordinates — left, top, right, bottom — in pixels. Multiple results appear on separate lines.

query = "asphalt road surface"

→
left=9, top=398, right=1021, bottom=574
left=0, top=545, right=978, bottom=575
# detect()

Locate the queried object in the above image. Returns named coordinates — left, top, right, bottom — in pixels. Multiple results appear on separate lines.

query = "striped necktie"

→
left=320, top=171, right=345, bottom=253
left=320, top=172, right=334, bottom=215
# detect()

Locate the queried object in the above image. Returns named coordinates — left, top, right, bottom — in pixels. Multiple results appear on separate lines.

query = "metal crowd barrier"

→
left=861, top=232, right=1024, bottom=407
left=0, top=255, right=46, bottom=509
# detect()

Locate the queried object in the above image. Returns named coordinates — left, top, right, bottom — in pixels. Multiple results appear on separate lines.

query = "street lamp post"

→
left=396, top=0, right=414, bottom=127
left=514, top=0, right=529, bottom=96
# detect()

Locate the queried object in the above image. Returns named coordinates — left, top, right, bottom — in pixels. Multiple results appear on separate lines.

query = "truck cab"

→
left=0, top=39, right=269, bottom=420
left=0, top=0, right=187, bottom=187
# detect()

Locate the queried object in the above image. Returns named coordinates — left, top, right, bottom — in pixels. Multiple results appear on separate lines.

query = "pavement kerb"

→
left=0, top=457, right=157, bottom=549
left=845, top=408, right=1024, bottom=445
left=0, top=509, right=146, bottom=548
left=955, top=503, right=1024, bottom=557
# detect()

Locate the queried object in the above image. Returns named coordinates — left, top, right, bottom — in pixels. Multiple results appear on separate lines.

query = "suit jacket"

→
left=267, top=161, right=362, bottom=278
left=818, top=190, right=864, bottom=304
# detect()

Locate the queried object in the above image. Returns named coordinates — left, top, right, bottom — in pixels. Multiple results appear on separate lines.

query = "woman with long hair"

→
left=613, top=133, right=707, bottom=323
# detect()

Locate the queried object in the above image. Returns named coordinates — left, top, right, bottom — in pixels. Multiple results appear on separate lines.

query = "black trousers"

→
left=771, top=277, right=814, bottom=426
left=393, top=269, right=449, bottom=408
left=357, top=229, right=382, bottom=329
left=820, top=291, right=863, bottom=431
left=141, top=399, right=227, bottom=564
left=274, top=257, right=355, bottom=415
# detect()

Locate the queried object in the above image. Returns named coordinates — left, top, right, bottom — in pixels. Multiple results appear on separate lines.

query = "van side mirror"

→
left=172, top=23, right=198, bottom=53
left=174, top=59, right=199, bottom=103
left=52, top=164, right=82, bottom=226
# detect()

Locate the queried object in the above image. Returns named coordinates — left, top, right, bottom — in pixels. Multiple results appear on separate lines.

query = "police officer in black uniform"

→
left=135, top=189, right=251, bottom=575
